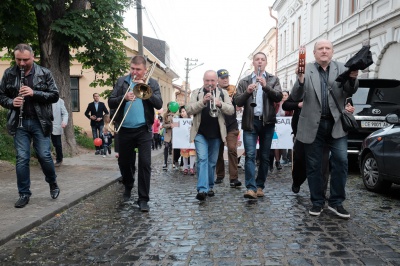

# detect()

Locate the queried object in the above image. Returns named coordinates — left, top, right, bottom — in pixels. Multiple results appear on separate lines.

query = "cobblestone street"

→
left=1, top=153, right=400, bottom=265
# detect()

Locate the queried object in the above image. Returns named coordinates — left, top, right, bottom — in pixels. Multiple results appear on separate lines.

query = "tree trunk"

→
left=35, top=3, right=78, bottom=156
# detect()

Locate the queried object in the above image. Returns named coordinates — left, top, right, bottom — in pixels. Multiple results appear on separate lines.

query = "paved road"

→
left=1, top=152, right=400, bottom=265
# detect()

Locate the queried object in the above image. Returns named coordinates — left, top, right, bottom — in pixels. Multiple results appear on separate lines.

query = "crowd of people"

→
left=0, top=39, right=359, bottom=219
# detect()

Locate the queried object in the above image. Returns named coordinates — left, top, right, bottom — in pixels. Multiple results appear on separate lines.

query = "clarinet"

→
left=18, top=68, right=25, bottom=128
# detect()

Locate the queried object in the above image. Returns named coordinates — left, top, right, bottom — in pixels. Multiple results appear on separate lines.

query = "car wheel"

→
left=361, top=153, right=391, bottom=192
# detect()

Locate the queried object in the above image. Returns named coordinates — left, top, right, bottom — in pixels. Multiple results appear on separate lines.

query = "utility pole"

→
left=136, top=0, right=144, bottom=55
left=184, top=58, right=203, bottom=106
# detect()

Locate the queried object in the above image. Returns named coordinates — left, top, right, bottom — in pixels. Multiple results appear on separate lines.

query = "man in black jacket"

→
left=108, top=55, right=163, bottom=212
left=235, top=52, right=282, bottom=199
left=85, top=93, right=109, bottom=154
left=0, top=43, right=60, bottom=208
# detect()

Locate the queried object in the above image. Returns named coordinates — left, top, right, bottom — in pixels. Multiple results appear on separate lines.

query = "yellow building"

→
left=0, top=31, right=179, bottom=136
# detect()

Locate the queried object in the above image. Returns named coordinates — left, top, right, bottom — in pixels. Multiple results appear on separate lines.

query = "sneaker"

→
left=123, top=187, right=132, bottom=201
left=309, top=205, right=323, bottom=216
left=292, top=184, right=300, bottom=194
left=214, top=178, right=223, bottom=184
left=100, top=150, right=105, bottom=155
left=207, top=189, right=215, bottom=197
left=49, top=183, right=60, bottom=199
left=54, top=161, right=62, bottom=167
left=328, top=205, right=350, bottom=218
left=103, top=155, right=106, bottom=158
left=275, top=161, right=282, bottom=170
left=138, top=201, right=150, bottom=212
left=243, top=190, right=257, bottom=199
left=229, top=179, right=242, bottom=188
left=95, top=150, right=100, bottom=155
left=237, top=163, right=242, bottom=169
left=256, top=188, right=264, bottom=197
left=162, top=164, right=167, bottom=170
left=196, top=192, right=207, bottom=201
left=15, top=194, right=30, bottom=208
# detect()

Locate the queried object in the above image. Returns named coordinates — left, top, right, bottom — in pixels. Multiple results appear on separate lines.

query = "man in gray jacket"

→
left=51, top=98, right=68, bottom=167
left=235, top=52, right=282, bottom=199
left=291, top=39, right=359, bottom=218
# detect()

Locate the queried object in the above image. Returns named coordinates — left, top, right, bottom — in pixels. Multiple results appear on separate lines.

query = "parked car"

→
left=359, top=113, right=400, bottom=192
left=348, top=78, right=400, bottom=155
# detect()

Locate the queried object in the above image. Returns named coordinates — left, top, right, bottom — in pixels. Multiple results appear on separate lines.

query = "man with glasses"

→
left=0, top=43, right=60, bottom=208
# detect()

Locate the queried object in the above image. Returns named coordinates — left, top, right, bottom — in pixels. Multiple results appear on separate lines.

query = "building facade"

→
left=272, top=0, right=400, bottom=91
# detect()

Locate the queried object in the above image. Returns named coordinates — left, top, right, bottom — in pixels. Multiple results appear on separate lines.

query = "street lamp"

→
left=185, top=62, right=204, bottom=105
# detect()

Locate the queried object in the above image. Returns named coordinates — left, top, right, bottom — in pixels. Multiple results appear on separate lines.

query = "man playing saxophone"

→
left=108, top=55, right=163, bottom=212
left=0, top=43, right=60, bottom=208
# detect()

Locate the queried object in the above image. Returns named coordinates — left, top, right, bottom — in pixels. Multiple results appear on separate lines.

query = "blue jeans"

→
left=243, top=120, right=275, bottom=191
left=194, top=134, right=221, bottom=193
left=91, top=124, right=104, bottom=150
left=14, top=119, right=57, bottom=196
left=304, top=119, right=348, bottom=207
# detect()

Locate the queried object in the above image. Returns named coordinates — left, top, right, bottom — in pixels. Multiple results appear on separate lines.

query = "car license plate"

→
left=361, top=121, right=388, bottom=128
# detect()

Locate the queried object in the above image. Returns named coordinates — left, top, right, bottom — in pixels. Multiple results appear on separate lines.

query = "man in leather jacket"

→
left=108, top=55, right=163, bottom=212
left=0, top=43, right=60, bottom=208
left=235, top=52, right=282, bottom=199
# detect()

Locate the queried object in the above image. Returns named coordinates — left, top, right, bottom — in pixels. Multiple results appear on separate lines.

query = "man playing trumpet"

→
left=186, top=70, right=234, bottom=201
left=108, top=55, right=163, bottom=212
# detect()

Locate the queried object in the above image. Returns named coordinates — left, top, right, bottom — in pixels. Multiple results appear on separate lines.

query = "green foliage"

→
left=74, top=125, right=95, bottom=150
left=0, top=108, right=16, bottom=164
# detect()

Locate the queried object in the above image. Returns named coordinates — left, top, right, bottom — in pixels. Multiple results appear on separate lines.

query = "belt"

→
left=320, top=114, right=334, bottom=120
left=254, top=115, right=263, bottom=120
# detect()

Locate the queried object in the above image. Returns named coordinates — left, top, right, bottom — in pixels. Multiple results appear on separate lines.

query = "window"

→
left=335, top=0, right=343, bottom=23
left=70, top=77, right=80, bottom=112
left=291, top=22, right=295, bottom=52
left=311, top=1, right=321, bottom=38
left=298, top=16, right=302, bottom=47
left=350, top=0, right=358, bottom=15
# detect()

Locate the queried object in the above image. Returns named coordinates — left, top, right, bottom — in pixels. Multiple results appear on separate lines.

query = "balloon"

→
left=94, top=138, right=102, bottom=147
left=168, top=101, right=179, bottom=113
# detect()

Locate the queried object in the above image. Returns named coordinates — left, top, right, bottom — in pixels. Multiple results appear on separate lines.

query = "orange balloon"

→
left=94, top=138, right=102, bottom=146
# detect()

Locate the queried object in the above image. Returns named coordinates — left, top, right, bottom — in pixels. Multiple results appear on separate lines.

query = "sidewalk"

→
left=0, top=148, right=163, bottom=246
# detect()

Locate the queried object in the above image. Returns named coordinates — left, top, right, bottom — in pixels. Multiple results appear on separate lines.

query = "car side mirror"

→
left=386, top=113, right=400, bottom=124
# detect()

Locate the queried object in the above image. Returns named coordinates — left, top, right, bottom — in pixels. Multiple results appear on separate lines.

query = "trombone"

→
left=109, top=62, right=156, bottom=133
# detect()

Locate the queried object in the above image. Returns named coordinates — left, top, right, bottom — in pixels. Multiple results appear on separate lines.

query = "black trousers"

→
left=51, top=134, right=63, bottom=163
left=118, top=126, right=152, bottom=203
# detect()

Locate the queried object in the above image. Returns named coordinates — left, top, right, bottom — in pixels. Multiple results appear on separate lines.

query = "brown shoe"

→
left=243, top=190, right=257, bottom=199
left=256, top=188, right=264, bottom=197
left=54, top=161, right=62, bottom=167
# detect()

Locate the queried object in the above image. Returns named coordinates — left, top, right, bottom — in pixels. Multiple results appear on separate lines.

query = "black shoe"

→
left=100, top=150, right=105, bottom=155
left=162, top=164, right=167, bottom=170
left=207, top=189, right=215, bottom=197
left=328, top=205, right=350, bottom=218
left=49, top=183, right=60, bottom=199
left=230, top=179, right=242, bottom=188
left=117, top=176, right=123, bottom=183
left=123, top=187, right=132, bottom=201
left=15, top=195, right=30, bottom=208
left=292, top=184, right=300, bottom=194
left=196, top=192, right=207, bottom=201
left=309, top=205, right=323, bottom=216
left=95, top=150, right=100, bottom=155
left=275, top=161, right=282, bottom=170
left=138, top=201, right=149, bottom=212
left=214, top=178, right=223, bottom=184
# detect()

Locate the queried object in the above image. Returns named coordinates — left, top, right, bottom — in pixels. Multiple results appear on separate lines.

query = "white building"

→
left=272, top=0, right=400, bottom=91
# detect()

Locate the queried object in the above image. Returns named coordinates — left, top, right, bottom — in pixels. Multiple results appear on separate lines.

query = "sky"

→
left=123, top=0, right=277, bottom=90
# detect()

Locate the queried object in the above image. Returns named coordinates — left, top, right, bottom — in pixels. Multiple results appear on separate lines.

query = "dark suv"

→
left=348, top=78, right=400, bottom=155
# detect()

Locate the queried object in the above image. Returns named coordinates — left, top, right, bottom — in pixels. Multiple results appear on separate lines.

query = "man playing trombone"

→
left=235, top=52, right=283, bottom=200
left=186, top=70, right=234, bottom=201
left=108, top=55, right=163, bottom=212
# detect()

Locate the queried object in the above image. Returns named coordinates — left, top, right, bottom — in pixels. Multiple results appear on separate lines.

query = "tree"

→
left=0, top=0, right=132, bottom=155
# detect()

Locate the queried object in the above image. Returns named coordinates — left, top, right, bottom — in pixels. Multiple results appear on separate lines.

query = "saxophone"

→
left=18, top=68, right=25, bottom=128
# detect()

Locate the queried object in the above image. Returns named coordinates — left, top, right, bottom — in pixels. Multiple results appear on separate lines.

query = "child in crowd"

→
left=101, top=127, right=113, bottom=158
left=179, top=106, right=196, bottom=175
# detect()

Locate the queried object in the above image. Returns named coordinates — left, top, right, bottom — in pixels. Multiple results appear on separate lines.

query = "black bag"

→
left=329, top=88, right=359, bottom=132
left=341, top=111, right=359, bottom=132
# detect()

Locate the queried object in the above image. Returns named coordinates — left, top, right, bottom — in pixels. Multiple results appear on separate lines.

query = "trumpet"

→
left=209, top=86, right=219, bottom=118
left=108, top=62, right=156, bottom=133
left=250, top=66, right=261, bottom=107
left=18, top=67, right=25, bottom=128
